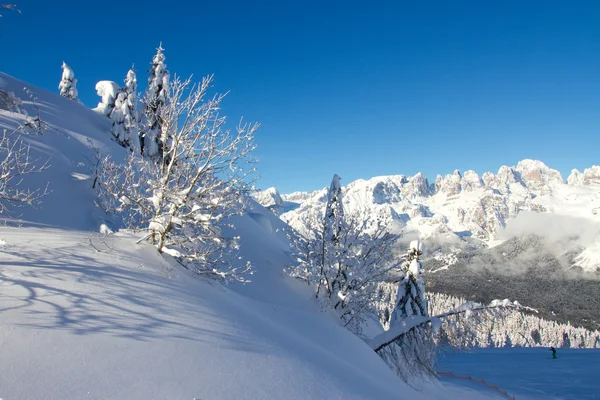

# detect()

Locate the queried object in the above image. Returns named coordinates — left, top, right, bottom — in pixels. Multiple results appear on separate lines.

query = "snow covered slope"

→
left=0, top=72, right=123, bottom=229
left=271, top=160, right=600, bottom=272
left=0, top=72, right=487, bottom=399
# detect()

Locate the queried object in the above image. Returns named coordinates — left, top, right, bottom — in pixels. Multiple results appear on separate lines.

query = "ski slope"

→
left=438, top=348, right=600, bottom=400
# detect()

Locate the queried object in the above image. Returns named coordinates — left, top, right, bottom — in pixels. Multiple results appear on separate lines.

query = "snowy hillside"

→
left=265, top=160, right=600, bottom=273
left=0, top=72, right=499, bottom=399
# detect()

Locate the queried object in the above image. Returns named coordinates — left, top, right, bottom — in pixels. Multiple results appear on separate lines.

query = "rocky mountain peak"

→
left=568, top=166, right=600, bottom=185
left=515, top=159, right=563, bottom=191
left=401, top=172, right=429, bottom=198
left=252, top=187, right=285, bottom=214
left=461, top=170, right=483, bottom=191
left=568, top=169, right=584, bottom=185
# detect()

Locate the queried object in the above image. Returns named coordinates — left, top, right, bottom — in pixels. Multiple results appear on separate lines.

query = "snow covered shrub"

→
left=0, top=129, right=49, bottom=215
left=93, top=81, right=119, bottom=117
left=288, top=174, right=403, bottom=333
left=0, top=90, right=25, bottom=114
left=58, top=62, right=79, bottom=101
left=97, top=74, right=257, bottom=282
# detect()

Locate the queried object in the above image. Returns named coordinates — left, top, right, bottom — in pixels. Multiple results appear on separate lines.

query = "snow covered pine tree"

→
left=58, top=62, right=79, bottom=101
left=110, top=67, right=140, bottom=153
left=376, top=240, right=436, bottom=383
left=141, top=44, right=169, bottom=158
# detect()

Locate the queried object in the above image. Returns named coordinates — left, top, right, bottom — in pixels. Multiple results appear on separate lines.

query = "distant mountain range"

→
left=253, top=160, right=600, bottom=329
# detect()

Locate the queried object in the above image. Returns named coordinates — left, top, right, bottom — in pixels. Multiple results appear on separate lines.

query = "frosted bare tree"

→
left=287, top=175, right=403, bottom=333
left=97, top=74, right=258, bottom=281
left=0, top=130, right=49, bottom=215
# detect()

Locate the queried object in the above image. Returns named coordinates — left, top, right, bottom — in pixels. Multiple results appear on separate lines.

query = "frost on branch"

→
left=0, top=130, right=49, bottom=215
left=97, top=74, right=257, bottom=282
left=0, top=90, right=26, bottom=115
left=287, top=174, right=403, bottom=334
left=370, top=295, right=528, bottom=355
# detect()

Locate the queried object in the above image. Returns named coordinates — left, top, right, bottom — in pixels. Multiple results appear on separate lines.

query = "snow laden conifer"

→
left=376, top=240, right=436, bottom=383
left=58, top=62, right=79, bottom=101
left=97, top=74, right=257, bottom=282
left=319, top=174, right=346, bottom=298
left=141, top=44, right=169, bottom=158
left=110, top=67, right=140, bottom=153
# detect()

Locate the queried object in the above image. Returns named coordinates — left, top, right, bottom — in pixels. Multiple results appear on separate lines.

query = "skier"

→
left=550, top=346, right=557, bottom=359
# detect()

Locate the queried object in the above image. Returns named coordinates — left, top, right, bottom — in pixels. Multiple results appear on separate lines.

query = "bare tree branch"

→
left=0, top=130, right=50, bottom=216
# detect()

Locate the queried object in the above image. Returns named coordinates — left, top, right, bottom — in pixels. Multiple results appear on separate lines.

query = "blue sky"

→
left=1, top=0, right=599, bottom=193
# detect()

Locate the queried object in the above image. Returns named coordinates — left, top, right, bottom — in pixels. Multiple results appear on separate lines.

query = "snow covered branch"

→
left=97, top=74, right=257, bottom=282
left=0, top=130, right=49, bottom=214
left=368, top=299, right=526, bottom=353
left=287, top=174, right=404, bottom=333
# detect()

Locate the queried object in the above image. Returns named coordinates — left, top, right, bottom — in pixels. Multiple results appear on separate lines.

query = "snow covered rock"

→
left=439, top=170, right=462, bottom=196
left=93, top=80, right=120, bottom=117
left=461, top=170, right=483, bottom=192
left=401, top=172, right=429, bottom=198
left=568, top=169, right=584, bottom=185
left=252, top=187, right=285, bottom=214
left=515, top=159, right=563, bottom=192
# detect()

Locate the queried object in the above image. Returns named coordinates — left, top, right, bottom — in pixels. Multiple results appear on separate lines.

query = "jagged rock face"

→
left=567, top=166, right=600, bottom=186
left=461, top=170, right=483, bottom=192
left=401, top=172, right=429, bottom=198
left=433, top=175, right=443, bottom=194
left=515, top=159, right=563, bottom=193
left=252, top=187, right=284, bottom=214
left=372, top=179, right=403, bottom=204
left=568, top=169, right=584, bottom=185
left=583, top=166, right=600, bottom=185
left=481, top=171, right=495, bottom=187
left=411, top=204, right=432, bottom=219
left=491, top=166, right=522, bottom=190
left=440, top=170, right=462, bottom=196
left=467, top=191, right=509, bottom=239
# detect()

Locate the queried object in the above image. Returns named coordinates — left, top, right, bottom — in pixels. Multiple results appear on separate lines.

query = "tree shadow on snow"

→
left=0, top=233, right=273, bottom=355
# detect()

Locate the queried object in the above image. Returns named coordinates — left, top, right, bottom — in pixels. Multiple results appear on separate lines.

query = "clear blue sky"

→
left=2, top=0, right=599, bottom=193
